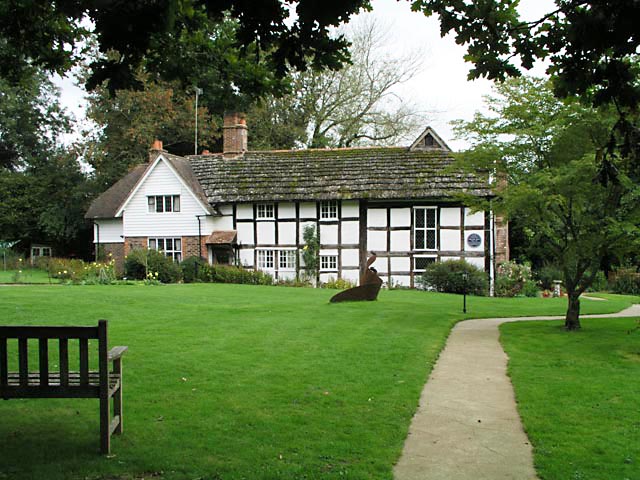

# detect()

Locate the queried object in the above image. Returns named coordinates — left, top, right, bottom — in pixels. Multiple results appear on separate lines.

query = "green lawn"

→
left=0, top=285, right=636, bottom=480
left=501, top=314, right=640, bottom=480
left=0, top=268, right=53, bottom=284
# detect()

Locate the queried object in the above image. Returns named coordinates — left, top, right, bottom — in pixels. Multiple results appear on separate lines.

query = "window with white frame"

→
left=149, top=237, right=182, bottom=261
left=320, top=200, right=338, bottom=220
left=257, top=250, right=274, bottom=269
left=414, top=207, right=437, bottom=250
left=256, top=203, right=275, bottom=219
left=148, top=195, right=180, bottom=213
left=414, top=256, right=436, bottom=272
left=279, top=250, right=296, bottom=270
left=320, top=255, right=338, bottom=271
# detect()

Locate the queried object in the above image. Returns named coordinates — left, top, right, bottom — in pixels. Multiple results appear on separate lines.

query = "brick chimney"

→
left=149, top=139, right=166, bottom=162
left=223, top=112, right=247, bottom=157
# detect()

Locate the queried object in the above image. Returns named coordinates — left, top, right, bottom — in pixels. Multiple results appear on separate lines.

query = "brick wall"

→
left=100, top=243, right=125, bottom=276
left=124, top=237, right=147, bottom=257
left=223, top=112, right=248, bottom=155
left=494, top=215, right=509, bottom=264
left=182, top=236, right=207, bottom=260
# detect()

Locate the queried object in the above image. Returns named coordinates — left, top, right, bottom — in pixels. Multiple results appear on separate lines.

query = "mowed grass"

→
left=0, top=268, right=52, bottom=284
left=0, top=285, right=636, bottom=480
left=501, top=315, right=640, bottom=480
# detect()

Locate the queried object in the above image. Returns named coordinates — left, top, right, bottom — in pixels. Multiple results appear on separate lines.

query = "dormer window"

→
left=256, top=203, right=275, bottom=219
left=148, top=195, right=180, bottom=213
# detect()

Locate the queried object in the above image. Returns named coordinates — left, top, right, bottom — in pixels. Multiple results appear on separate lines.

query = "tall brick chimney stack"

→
left=223, top=112, right=248, bottom=157
left=149, top=139, right=166, bottom=162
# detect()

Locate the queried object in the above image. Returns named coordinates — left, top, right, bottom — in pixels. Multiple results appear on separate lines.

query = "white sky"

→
left=55, top=0, right=554, bottom=151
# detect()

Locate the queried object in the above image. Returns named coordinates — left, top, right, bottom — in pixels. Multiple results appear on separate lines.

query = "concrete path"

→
left=394, top=304, right=640, bottom=480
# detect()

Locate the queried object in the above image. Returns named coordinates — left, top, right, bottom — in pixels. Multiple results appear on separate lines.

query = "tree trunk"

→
left=565, top=292, right=581, bottom=330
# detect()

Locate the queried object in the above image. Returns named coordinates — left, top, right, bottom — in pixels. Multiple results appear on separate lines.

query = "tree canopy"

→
left=455, top=77, right=640, bottom=329
left=0, top=0, right=370, bottom=95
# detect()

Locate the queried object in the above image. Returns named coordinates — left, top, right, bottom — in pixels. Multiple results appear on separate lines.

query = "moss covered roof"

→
left=189, top=147, right=491, bottom=203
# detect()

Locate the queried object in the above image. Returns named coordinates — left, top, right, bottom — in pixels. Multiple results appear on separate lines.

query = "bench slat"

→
left=39, top=339, right=49, bottom=387
left=0, top=326, right=100, bottom=339
left=18, top=338, right=28, bottom=386
left=59, top=338, right=69, bottom=387
left=79, top=338, right=89, bottom=386
left=0, top=338, right=7, bottom=386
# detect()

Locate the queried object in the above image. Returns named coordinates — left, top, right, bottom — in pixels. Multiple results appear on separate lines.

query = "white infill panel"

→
left=300, top=202, right=317, bottom=218
left=341, top=221, right=359, bottom=244
left=257, top=222, right=276, bottom=245
left=342, top=270, right=359, bottom=284
left=391, top=275, right=411, bottom=287
left=440, top=229, right=461, bottom=251
left=236, top=204, right=253, bottom=219
left=466, top=257, right=485, bottom=269
left=390, top=230, right=411, bottom=252
left=341, top=249, right=360, bottom=267
left=390, top=208, right=411, bottom=227
left=320, top=224, right=338, bottom=245
left=278, top=203, right=296, bottom=219
left=212, top=215, right=233, bottom=230
left=236, top=223, right=254, bottom=245
left=367, top=208, right=387, bottom=228
left=299, top=221, right=316, bottom=240
left=440, top=207, right=461, bottom=227
left=239, top=249, right=254, bottom=267
left=278, top=222, right=296, bottom=245
left=390, top=256, right=410, bottom=272
left=464, top=208, right=485, bottom=226
left=341, top=200, right=359, bottom=218
left=367, top=230, right=387, bottom=252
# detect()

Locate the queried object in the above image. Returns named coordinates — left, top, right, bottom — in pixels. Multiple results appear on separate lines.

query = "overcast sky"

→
left=56, top=0, right=554, bottom=151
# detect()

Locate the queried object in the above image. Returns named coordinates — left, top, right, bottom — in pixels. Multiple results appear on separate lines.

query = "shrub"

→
left=419, top=259, right=487, bottom=295
left=586, top=271, right=609, bottom=292
left=210, top=265, right=273, bottom=285
left=276, top=277, right=312, bottom=288
left=521, top=280, right=540, bottom=297
left=124, top=248, right=182, bottom=283
left=535, top=264, right=563, bottom=291
left=610, top=266, right=640, bottom=295
left=181, top=256, right=212, bottom=283
left=496, top=261, right=536, bottom=297
left=82, top=258, right=117, bottom=284
left=47, top=257, right=85, bottom=283
left=321, top=277, right=356, bottom=290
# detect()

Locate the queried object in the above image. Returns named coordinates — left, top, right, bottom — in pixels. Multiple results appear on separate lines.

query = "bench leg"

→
left=114, top=384, right=123, bottom=435
left=100, top=396, right=110, bottom=455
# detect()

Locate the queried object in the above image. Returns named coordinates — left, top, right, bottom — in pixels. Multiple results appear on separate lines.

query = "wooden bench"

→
left=0, top=320, right=127, bottom=454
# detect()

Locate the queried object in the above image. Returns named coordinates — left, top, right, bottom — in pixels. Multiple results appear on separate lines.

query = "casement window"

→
left=414, top=207, right=437, bottom=250
left=256, top=203, right=275, bottom=219
left=320, top=255, right=338, bottom=271
left=320, top=200, right=338, bottom=220
left=279, top=250, right=297, bottom=270
left=414, top=256, right=436, bottom=272
left=149, top=237, right=182, bottom=262
left=257, top=250, right=275, bottom=269
left=257, top=249, right=297, bottom=271
left=148, top=195, right=180, bottom=213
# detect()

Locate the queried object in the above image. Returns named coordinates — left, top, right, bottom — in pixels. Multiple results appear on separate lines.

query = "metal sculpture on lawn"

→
left=330, top=253, right=383, bottom=303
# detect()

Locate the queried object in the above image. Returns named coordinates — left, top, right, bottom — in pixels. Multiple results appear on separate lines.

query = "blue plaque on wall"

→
left=467, top=233, right=482, bottom=248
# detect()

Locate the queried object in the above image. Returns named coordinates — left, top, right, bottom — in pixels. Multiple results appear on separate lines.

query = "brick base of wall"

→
left=99, top=243, right=125, bottom=276
left=182, top=236, right=207, bottom=260
left=495, top=215, right=509, bottom=264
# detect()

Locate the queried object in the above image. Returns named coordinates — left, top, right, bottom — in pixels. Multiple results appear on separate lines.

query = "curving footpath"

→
left=394, top=304, right=640, bottom=480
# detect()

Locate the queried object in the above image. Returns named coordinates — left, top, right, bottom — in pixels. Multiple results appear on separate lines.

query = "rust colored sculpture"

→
left=330, top=253, right=383, bottom=303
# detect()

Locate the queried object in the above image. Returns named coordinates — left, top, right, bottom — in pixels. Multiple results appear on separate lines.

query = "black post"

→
left=463, top=272, right=468, bottom=314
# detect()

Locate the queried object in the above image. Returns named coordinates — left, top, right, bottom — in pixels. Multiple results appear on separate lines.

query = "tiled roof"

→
left=189, top=147, right=490, bottom=203
left=85, top=164, right=147, bottom=218
left=206, top=230, right=237, bottom=244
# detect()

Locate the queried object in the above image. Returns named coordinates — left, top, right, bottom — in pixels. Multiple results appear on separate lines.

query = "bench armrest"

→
left=108, top=346, right=128, bottom=361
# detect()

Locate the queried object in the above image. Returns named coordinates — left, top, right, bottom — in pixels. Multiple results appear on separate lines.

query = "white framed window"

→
left=256, top=203, right=275, bottom=219
left=149, top=237, right=182, bottom=261
left=279, top=250, right=296, bottom=270
left=320, top=255, right=338, bottom=271
left=414, top=207, right=437, bottom=250
left=414, top=255, right=437, bottom=272
left=148, top=195, right=180, bottom=213
left=257, top=250, right=274, bottom=269
left=320, top=200, right=338, bottom=220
